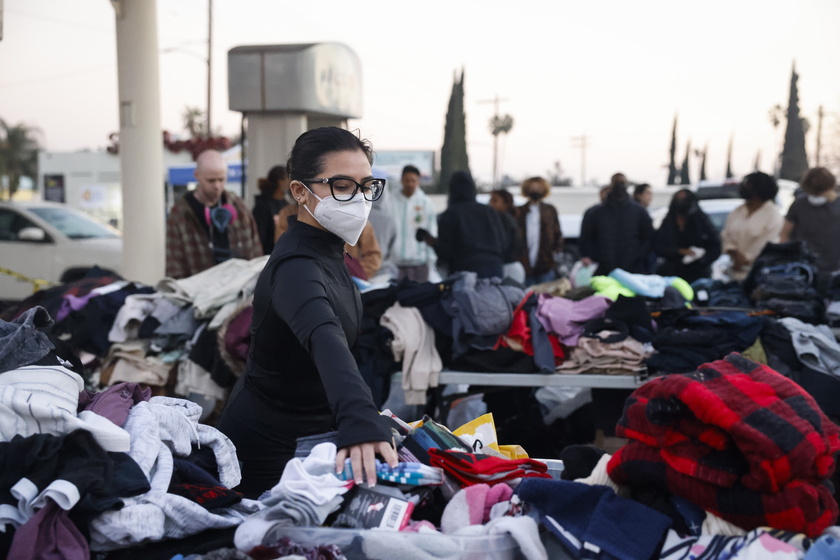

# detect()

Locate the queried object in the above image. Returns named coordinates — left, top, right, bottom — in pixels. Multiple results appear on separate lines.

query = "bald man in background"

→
left=165, top=149, right=262, bottom=279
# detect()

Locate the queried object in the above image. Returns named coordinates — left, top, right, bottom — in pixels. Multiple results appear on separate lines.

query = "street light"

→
left=159, top=0, right=212, bottom=137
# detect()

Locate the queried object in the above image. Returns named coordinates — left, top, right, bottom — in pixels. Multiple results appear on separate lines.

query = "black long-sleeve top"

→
left=244, top=215, right=392, bottom=449
left=653, top=209, right=721, bottom=283
left=252, top=194, right=288, bottom=255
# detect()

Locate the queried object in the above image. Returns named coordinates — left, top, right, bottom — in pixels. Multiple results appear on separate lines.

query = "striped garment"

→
left=607, top=353, right=840, bottom=537
left=0, top=365, right=130, bottom=452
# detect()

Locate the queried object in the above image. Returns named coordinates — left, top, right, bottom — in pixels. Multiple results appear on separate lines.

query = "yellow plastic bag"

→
left=453, top=413, right=499, bottom=454
left=497, top=444, right=530, bottom=459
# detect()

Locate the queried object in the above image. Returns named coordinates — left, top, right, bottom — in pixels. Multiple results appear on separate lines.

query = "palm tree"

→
left=182, top=106, right=207, bottom=138
left=0, top=119, right=42, bottom=200
left=489, top=113, right=514, bottom=187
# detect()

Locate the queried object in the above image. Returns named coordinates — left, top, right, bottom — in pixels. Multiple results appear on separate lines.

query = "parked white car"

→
left=0, top=201, right=124, bottom=302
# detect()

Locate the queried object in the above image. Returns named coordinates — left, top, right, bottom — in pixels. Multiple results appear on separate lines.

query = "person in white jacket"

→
left=387, top=165, right=438, bottom=282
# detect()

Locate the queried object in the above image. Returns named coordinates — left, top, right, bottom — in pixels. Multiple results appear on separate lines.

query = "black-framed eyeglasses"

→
left=297, top=177, right=386, bottom=202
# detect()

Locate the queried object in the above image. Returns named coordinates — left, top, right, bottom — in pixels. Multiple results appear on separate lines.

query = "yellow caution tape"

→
left=0, top=267, right=54, bottom=293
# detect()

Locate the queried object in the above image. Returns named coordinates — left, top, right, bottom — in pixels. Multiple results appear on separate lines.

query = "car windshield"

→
left=695, top=184, right=741, bottom=200
left=28, top=207, right=120, bottom=239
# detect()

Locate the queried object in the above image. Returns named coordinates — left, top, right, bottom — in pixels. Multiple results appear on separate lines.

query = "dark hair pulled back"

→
left=286, top=127, right=373, bottom=180
left=742, top=171, right=779, bottom=202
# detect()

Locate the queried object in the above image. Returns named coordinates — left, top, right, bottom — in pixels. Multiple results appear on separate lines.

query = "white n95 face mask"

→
left=301, top=186, right=372, bottom=246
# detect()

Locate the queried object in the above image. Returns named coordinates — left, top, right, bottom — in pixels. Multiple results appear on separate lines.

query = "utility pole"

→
left=571, top=134, right=590, bottom=186
left=816, top=105, right=824, bottom=166
left=111, top=0, right=165, bottom=284
left=479, top=94, right=510, bottom=187
left=206, top=0, right=213, bottom=137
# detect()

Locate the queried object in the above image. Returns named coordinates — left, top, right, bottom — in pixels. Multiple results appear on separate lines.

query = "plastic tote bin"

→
left=535, top=458, right=565, bottom=480
left=261, top=525, right=524, bottom=560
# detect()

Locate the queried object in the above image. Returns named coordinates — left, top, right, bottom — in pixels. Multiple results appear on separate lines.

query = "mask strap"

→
left=296, top=181, right=322, bottom=221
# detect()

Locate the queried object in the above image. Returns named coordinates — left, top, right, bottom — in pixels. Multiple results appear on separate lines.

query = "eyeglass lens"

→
left=331, top=179, right=385, bottom=201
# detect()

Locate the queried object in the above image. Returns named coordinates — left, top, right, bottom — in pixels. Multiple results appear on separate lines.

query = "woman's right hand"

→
left=336, top=440, right=398, bottom=487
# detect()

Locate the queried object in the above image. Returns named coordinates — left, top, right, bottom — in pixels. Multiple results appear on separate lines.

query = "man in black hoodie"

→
left=579, top=173, right=654, bottom=276
left=416, top=171, right=515, bottom=278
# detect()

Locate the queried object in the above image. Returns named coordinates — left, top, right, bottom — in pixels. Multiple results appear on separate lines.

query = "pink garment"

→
left=77, top=382, right=152, bottom=427
left=440, top=482, right=515, bottom=534
left=7, top=499, right=89, bottom=560
left=535, top=294, right=611, bottom=346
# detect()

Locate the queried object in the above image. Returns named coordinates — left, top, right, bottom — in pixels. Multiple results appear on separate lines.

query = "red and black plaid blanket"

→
left=607, top=352, right=840, bottom=537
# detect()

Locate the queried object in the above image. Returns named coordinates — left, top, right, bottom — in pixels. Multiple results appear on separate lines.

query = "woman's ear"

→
left=289, top=180, right=306, bottom=204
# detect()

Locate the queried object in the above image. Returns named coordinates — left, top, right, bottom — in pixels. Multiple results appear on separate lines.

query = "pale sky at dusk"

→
left=2, top=0, right=839, bottom=187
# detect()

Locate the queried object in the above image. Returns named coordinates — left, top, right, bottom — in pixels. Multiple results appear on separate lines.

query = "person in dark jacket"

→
left=252, top=165, right=291, bottom=255
left=417, top=171, right=513, bottom=278
left=490, top=189, right=527, bottom=283
left=516, top=176, right=564, bottom=285
left=579, top=173, right=654, bottom=276
left=653, top=189, right=721, bottom=283
left=217, top=127, right=398, bottom=498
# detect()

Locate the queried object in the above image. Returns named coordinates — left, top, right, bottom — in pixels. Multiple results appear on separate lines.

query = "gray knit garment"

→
left=0, top=306, right=54, bottom=373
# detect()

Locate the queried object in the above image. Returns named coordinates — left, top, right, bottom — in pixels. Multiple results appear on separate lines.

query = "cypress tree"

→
left=679, top=141, right=691, bottom=185
left=725, top=135, right=734, bottom=179
left=779, top=64, right=809, bottom=181
left=667, top=115, right=678, bottom=185
left=699, top=144, right=708, bottom=181
left=438, top=69, right=470, bottom=194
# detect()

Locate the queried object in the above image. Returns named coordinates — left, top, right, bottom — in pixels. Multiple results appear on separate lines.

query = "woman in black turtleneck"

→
left=217, top=127, right=397, bottom=498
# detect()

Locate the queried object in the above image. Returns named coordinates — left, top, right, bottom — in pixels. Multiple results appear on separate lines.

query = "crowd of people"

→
left=160, top=127, right=840, bottom=496
left=4, top=128, right=840, bottom=559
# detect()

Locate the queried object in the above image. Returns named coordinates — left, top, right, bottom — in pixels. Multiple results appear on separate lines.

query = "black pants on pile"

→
left=216, top=376, right=332, bottom=499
